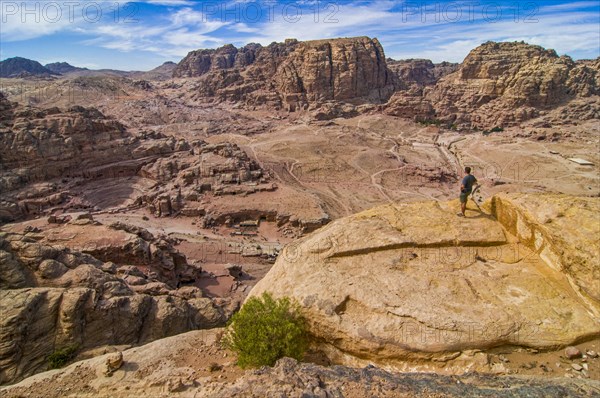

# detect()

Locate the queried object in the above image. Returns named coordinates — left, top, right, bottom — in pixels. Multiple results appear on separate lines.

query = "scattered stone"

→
left=565, top=346, right=582, bottom=359
left=582, top=363, right=588, bottom=371
left=522, top=361, right=537, bottom=370
left=571, top=363, right=583, bottom=371
left=208, top=362, right=222, bottom=372
left=76, top=213, right=94, bottom=221
left=586, top=350, right=598, bottom=358
left=582, top=370, right=589, bottom=378
left=224, top=264, right=243, bottom=278
left=101, top=352, right=123, bottom=376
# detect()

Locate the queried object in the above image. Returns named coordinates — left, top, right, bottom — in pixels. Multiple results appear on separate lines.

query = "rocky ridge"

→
left=386, top=42, right=600, bottom=128
left=0, top=95, right=276, bottom=225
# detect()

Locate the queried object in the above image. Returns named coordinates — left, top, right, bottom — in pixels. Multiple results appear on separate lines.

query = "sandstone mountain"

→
left=386, top=42, right=600, bottom=128
left=0, top=221, right=230, bottom=385
left=174, top=38, right=598, bottom=127
left=250, top=193, right=600, bottom=372
left=174, top=37, right=395, bottom=112
left=0, top=57, right=58, bottom=78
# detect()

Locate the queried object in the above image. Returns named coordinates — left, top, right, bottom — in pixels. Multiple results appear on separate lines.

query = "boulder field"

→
left=250, top=193, right=600, bottom=373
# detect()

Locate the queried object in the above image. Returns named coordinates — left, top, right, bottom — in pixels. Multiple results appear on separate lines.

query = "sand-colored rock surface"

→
left=250, top=194, right=600, bottom=372
left=491, top=193, right=600, bottom=307
left=2, top=330, right=598, bottom=398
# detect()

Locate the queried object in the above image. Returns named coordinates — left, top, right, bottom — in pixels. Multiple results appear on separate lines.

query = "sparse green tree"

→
left=47, top=345, right=78, bottom=369
left=222, top=292, right=308, bottom=368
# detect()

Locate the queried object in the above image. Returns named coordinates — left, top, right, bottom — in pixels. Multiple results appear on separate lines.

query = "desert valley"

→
left=0, top=34, right=599, bottom=397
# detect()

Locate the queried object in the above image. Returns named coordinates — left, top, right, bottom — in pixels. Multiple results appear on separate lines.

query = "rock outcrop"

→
left=0, top=228, right=229, bottom=385
left=491, top=193, right=600, bottom=308
left=2, top=332, right=598, bottom=398
left=386, top=42, right=600, bottom=128
left=249, top=194, right=600, bottom=372
left=387, top=59, right=459, bottom=90
left=174, top=37, right=396, bottom=111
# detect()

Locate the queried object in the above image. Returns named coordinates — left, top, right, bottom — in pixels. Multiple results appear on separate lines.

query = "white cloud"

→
left=141, top=0, right=196, bottom=6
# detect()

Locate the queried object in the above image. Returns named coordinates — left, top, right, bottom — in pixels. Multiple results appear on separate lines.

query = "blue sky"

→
left=1, top=0, right=598, bottom=70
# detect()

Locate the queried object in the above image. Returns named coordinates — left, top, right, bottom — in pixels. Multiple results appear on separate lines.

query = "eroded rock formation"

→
left=386, top=42, right=600, bottom=128
left=0, top=98, right=274, bottom=223
left=174, top=37, right=396, bottom=111
left=249, top=193, right=600, bottom=372
left=0, top=224, right=229, bottom=385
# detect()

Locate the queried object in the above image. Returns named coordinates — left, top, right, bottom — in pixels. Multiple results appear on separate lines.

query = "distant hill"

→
left=1, top=57, right=178, bottom=81
left=131, top=61, right=178, bottom=80
left=0, top=57, right=58, bottom=78
left=45, top=62, right=88, bottom=74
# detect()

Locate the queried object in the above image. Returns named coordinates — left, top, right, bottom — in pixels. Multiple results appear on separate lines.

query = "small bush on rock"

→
left=222, top=292, right=308, bottom=368
left=47, top=345, right=78, bottom=369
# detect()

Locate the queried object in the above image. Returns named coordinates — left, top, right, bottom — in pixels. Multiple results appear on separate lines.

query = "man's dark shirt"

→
left=462, top=174, right=477, bottom=193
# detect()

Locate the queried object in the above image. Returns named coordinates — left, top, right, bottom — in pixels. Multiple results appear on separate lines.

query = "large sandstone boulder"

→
left=249, top=195, right=600, bottom=372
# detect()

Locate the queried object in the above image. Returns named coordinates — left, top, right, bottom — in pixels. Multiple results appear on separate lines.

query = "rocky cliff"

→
left=174, top=37, right=395, bottom=111
left=249, top=193, right=600, bottom=373
left=387, top=58, right=459, bottom=90
left=386, top=42, right=600, bottom=128
left=0, top=222, right=230, bottom=385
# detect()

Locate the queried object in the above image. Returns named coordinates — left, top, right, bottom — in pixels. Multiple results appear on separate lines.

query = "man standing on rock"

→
left=458, top=167, right=478, bottom=217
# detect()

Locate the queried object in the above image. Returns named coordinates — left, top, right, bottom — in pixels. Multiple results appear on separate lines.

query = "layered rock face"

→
left=0, top=98, right=273, bottom=223
left=0, top=99, right=137, bottom=222
left=386, top=42, right=600, bottom=128
left=387, top=59, right=459, bottom=90
left=174, top=37, right=395, bottom=110
left=0, top=223, right=228, bottom=385
left=0, top=104, right=130, bottom=185
left=491, top=193, right=600, bottom=308
left=250, top=194, right=600, bottom=372
left=137, top=141, right=274, bottom=218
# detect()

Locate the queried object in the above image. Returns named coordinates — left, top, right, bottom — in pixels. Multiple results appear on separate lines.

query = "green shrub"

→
left=47, top=345, right=78, bottom=369
left=490, top=126, right=504, bottom=132
left=222, top=292, right=308, bottom=368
